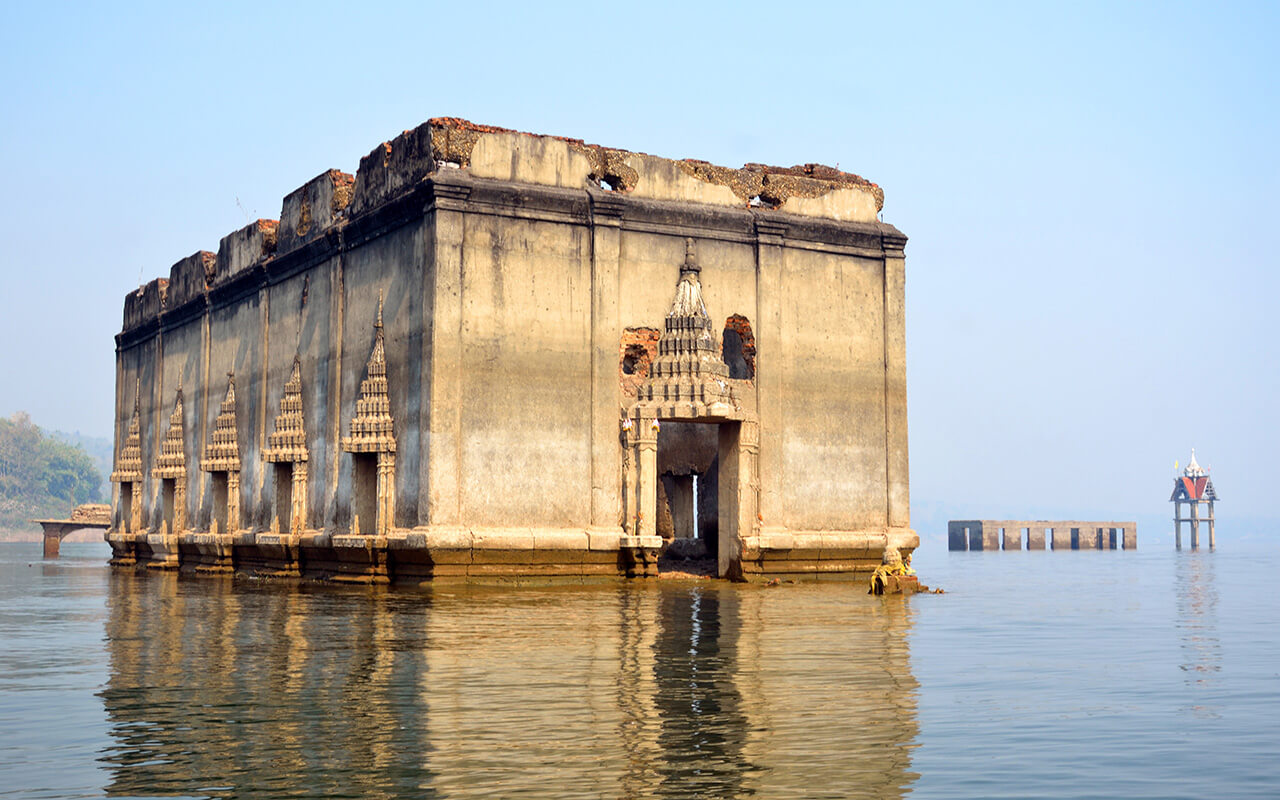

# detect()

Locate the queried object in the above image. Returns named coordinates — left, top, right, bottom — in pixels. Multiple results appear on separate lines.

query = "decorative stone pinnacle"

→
left=264, top=355, right=308, bottom=463
left=111, top=393, right=144, bottom=484
left=201, top=372, right=241, bottom=473
left=682, top=237, right=700, bottom=274
left=341, top=305, right=396, bottom=454
left=630, top=238, right=734, bottom=419
left=152, top=387, right=187, bottom=480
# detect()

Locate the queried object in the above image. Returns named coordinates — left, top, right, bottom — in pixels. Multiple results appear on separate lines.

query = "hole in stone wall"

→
left=722, top=315, right=756, bottom=380
left=619, top=328, right=660, bottom=395
left=622, top=346, right=645, bottom=375
left=692, top=474, right=700, bottom=535
left=595, top=169, right=635, bottom=191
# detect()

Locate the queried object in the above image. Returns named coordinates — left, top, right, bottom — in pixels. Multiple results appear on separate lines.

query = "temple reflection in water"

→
left=1176, top=552, right=1221, bottom=714
left=100, top=575, right=919, bottom=798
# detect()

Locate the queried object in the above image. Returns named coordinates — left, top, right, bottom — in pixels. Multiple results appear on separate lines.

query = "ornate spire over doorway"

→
left=341, top=293, right=397, bottom=537
left=264, top=356, right=309, bottom=464
left=110, top=384, right=144, bottom=484
left=200, top=374, right=240, bottom=473
left=634, top=238, right=735, bottom=419
left=153, top=384, right=187, bottom=480
left=342, top=292, right=396, bottom=454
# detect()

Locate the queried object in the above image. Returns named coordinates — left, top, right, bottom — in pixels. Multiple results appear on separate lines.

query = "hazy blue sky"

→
left=2, top=1, right=1275, bottom=539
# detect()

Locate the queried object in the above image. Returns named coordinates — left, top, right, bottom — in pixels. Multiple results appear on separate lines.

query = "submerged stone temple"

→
left=105, top=117, right=913, bottom=582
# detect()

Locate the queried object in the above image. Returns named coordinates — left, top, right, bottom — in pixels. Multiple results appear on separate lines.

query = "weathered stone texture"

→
left=165, top=251, right=216, bottom=310
left=215, top=219, right=278, bottom=285
left=123, top=279, right=167, bottom=331
left=278, top=169, right=353, bottom=252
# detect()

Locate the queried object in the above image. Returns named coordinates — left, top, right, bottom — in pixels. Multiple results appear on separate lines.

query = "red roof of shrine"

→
left=1170, top=475, right=1218, bottom=502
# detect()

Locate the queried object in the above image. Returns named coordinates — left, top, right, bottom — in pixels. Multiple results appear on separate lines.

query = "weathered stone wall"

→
left=158, top=308, right=203, bottom=531
left=209, top=222, right=274, bottom=533
left=113, top=329, right=158, bottom=532
left=108, top=118, right=912, bottom=580
left=452, top=214, right=593, bottom=528
left=774, top=246, right=890, bottom=530
left=263, top=265, right=329, bottom=531
left=337, top=219, right=427, bottom=530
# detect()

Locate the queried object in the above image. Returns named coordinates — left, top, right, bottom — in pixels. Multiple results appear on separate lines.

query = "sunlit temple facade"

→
left=105, top=117, right=913, bottom=581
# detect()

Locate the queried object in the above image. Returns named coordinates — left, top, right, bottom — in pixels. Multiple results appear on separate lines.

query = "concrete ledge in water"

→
left=102, top=526, right=917, bottom=584
left=948, top=520, right=1137, bottom=551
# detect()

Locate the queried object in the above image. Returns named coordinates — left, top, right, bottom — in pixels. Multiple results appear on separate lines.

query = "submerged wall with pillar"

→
left=948, top=520, right=1137, bottom=552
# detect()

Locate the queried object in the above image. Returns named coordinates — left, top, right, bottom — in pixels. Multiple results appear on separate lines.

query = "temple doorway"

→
left=621, top=237, right=759, bottom=578
left=160, top=478, right=176, bottom=534
left=352, top=453, right=378, bottom=535
left=119, top=483, right=134, bottom=533
left=656, top=421, right=721, bottom=569
left=274, top=462, right=294, bottom=532
left=627, top=414, right=754, bottom=578
left=211, top=472, right=229, bottom=533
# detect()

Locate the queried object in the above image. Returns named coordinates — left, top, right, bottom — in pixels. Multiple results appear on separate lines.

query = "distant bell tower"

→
left=1170, top=449, right=1218, bottom=550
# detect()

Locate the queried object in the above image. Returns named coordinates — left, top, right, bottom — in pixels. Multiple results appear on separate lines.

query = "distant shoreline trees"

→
left=0, top=412, right=103, bottom=537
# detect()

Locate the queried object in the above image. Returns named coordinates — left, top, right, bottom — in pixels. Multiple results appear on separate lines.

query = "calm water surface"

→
left=1, top=540, right=1277, bottom=799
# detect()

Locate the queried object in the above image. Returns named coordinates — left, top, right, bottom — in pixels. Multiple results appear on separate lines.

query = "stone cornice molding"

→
left=119, top=172, right=909, bottom=349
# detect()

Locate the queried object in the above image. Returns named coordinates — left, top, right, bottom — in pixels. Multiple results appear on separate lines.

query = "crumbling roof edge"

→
left=124, top=116, right=894, bottom=335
